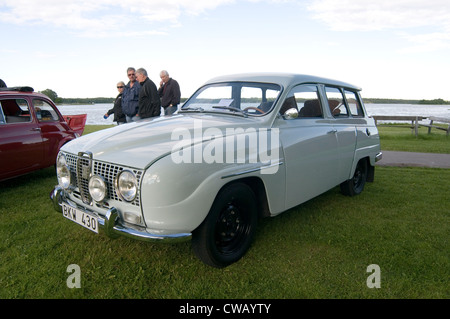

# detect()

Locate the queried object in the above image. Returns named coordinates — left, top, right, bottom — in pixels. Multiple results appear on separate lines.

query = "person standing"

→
left=158, top=70, right=181, bottom=115
left=121, top=67, right=141, bottom=122
left=135, top=68, right=161, bottom=119
left=104, top=81, right=127, bottom=125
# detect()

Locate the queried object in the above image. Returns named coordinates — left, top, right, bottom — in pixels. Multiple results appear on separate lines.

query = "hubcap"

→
left=215, top=203, right=246, bottom=253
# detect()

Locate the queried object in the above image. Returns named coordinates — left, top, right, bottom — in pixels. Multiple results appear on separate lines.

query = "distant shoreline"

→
left=54, top=97, right=450, bottom=106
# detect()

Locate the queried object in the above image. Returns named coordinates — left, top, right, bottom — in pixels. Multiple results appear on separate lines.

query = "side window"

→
left=344, top=90, right=364, bottom=117
left=33, top=99, right=60, bottom=122
left=283, top=85, right=323, bottom=118
left=0, top=103, right=5, bottom=124
left=325, top=87, right=349, bottom=117
left=241, top=86, right=278, bottom=114
left=0, top=99, right=32, bottom=123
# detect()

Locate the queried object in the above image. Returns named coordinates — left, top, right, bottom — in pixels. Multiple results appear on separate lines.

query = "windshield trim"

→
left=181, top=81, right=283, bottom=117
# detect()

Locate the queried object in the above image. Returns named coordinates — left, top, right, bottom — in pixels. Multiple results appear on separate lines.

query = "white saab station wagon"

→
left=51, top=73, right=382, bottom=267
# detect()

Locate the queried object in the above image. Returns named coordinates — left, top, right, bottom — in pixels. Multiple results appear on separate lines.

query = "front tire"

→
left=340, top=159, right=368, bottom=196
left=192, top=183, right=258, bottom=268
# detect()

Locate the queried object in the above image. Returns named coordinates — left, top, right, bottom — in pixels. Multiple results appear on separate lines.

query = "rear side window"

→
left=325, top=87, right=349, bottom=117
left=344, top=90, right=364, bottom=117
left=33, top=99, right=60, bottom=122
left=0, top=99, right=32, bottom=123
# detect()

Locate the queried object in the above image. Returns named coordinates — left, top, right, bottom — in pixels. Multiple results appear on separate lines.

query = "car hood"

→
left=61, top=114, right=262, bottom=169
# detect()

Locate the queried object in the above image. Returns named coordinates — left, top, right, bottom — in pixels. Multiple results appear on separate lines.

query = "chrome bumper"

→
left=50, top=186, right=192, bottom=243
left=375, top=152, right=383, bottom=162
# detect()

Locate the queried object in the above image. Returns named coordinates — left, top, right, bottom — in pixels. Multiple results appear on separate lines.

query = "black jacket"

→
left=158, top=78, right=181, bottom=108
left=138, top=77, right=161, bottom=118
left=107, top=93, right=126, bottom=123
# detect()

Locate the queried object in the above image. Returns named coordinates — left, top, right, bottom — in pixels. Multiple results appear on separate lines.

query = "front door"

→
left=276, top=85, right=340, bottom=210
left=0, top=98, right=44, bottom=180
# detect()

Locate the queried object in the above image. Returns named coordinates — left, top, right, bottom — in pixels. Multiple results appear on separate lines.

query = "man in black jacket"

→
left=135, top=68, right=161, bottom=119
left=158, top=70, right=181, bottom=115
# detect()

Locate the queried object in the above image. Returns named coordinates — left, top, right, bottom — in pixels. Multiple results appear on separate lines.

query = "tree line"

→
left=39, top=89, right=449, bottom=105
left=362, top=98, right=450, bottom=105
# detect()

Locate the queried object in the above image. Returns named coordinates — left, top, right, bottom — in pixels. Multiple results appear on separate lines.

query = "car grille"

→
left=64, top=152, right=143, bottom=207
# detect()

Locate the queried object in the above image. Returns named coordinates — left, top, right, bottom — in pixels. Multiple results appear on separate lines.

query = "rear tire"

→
left=192, top=183, right=258, bottom=268
left=340, top=159, right=368, bottom=196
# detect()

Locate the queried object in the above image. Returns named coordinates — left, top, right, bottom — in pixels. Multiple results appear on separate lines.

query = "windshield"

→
left=181, top=82, right=281, bottom=116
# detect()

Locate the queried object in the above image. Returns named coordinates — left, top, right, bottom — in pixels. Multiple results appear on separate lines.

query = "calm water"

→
left=57, top=103, right=450, bottom=125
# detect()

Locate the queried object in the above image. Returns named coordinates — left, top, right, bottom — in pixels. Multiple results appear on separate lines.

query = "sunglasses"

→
left=128, top=73, right=135, bottom=77
left=117, top=86, right=124, bottom=88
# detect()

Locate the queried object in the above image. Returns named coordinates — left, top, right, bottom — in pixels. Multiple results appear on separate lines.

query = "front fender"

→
left=140, top=133, right=285, bottom=233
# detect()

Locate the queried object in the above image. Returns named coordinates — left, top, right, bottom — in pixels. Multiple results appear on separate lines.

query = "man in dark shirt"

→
left=158, top=70, right=181, bottom=115
left=135, top=68, right=161, bottom=119
left=121, top=67, right=141, bottom=122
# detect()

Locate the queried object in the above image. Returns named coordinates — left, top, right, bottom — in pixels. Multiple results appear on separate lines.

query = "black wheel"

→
left=340, top=159, right=368, bottom=196
left=192, top=183, right=258, bottom=268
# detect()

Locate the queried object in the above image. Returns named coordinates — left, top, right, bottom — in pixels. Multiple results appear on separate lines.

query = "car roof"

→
left=0, top=87, right=50, bottom=99
left=204, top=73, right=361, bottom=91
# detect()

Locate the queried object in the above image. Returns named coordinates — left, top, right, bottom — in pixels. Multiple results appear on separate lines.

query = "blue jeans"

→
left=164, top=105, right=178, bottom=115
left=126, top=115, right=140, bottom=122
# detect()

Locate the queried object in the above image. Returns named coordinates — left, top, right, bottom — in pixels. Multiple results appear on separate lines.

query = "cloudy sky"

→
left=1, top=0, right=450, bottom=100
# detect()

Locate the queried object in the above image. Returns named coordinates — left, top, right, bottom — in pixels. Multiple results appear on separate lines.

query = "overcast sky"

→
left=1, top=0, right=450, bottom=100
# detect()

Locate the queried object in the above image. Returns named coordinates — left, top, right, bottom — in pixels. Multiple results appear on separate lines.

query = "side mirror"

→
left=283, top=108, right=298, bottom=120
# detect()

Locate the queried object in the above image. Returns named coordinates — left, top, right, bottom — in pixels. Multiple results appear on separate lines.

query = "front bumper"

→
left=50, top=186, right=192, bottom=243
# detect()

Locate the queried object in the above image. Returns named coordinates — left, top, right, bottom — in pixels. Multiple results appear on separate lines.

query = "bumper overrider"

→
left=50, top=186, right=192, bottom=243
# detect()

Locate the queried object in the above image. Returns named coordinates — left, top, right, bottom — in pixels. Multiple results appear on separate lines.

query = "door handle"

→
left=31, top=127, right=41, bottom=132
left=328, top=129, right=337, bottom=134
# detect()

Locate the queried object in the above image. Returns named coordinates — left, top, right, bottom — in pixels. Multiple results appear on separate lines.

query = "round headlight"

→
left=56, top=153, right=71, bottom=189
left=89, top=175, right=107, bottom=202
left=116, top=170, right=138, bottom=202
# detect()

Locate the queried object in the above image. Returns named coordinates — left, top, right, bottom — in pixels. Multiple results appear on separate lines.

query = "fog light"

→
left=123, top=212, right=142, bottom=225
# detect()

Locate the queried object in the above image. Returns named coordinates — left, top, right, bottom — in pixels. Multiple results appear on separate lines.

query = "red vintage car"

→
left=0, top=86, right=85, bottom=181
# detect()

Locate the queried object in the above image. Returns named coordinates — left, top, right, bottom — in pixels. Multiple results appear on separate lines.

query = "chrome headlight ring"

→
left=115, top=170, right=138, bottom=202
left=56, top=153, right=71, bottom=189
left=89, top=175, right=107, bottom=203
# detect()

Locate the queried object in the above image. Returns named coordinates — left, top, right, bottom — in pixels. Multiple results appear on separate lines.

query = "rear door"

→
left=324, top=87, right=359, bottom=183
left=32, top=98, right=67, bottom=167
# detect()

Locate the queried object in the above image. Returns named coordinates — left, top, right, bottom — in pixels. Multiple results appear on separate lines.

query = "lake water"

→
left=57, top=103, right=450, bottom=125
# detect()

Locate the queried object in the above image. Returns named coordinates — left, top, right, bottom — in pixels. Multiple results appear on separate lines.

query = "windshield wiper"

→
left=212, top=106, right=248, bottom=117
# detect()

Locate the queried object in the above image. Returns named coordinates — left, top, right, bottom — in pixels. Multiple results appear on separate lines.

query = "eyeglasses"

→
left=117, top=86, right=124, bottom=88
left=128, top=73, right=135, bottom=77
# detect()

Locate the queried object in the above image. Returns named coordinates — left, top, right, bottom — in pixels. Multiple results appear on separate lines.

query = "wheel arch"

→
left=215, top=176, right=271, bottom=219
left=351, top=155, right=374, bottom=183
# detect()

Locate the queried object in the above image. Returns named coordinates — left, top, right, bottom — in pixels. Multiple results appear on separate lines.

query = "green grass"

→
left=378, top=124, right=449, bottom=153
left=84, top=124, right=450, bottom=153
left=0, top=125, right=448, bottom=299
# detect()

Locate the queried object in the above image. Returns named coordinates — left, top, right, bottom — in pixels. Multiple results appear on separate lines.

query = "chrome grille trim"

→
left=63, top=152, right=143, bottom=207
left=77, top=152, right=93, bottom=204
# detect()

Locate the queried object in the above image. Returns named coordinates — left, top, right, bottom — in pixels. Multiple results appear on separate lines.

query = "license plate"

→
left=62, top=204, right=98, bottom=234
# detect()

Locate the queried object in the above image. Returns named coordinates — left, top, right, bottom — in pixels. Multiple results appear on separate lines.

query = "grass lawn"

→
left=378, top=124, right=449, bottom=153
left=0, top=125, right=448, bottom=299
